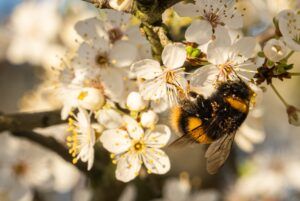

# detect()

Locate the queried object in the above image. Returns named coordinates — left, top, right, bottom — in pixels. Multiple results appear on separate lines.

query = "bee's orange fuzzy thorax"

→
left=225, top=97, right=248, bottom=113
left=170, top=106, right=183, bottom=133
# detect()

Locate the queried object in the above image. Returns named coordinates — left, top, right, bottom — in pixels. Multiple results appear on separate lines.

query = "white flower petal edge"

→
left=142, top=148, right=170, bottom=174
left=123, top=115, right=144, bottom=140
left=162, top=43, right=187, bottom=69
left=131, top=59, right=162, bottom=80
left=232, top=37, right=257, bottom=59
left=100, top=129, right=132, bottom=154
left=115, top=152, right=141, bottom=182
left=278, top=10, right=300, bottom=51
left=144, top=125, right=171, bottom=148
left=185, top=20, right=212, bottom=45
left=97, top=109, right=123, bottom=129
left=67, top=108, right=96, bottom=170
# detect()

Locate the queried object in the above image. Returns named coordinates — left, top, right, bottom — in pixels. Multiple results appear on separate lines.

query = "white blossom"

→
left=190, top=36, right=257, bottom=92
left=278, top=9, right=300, bottom=51
left=131, top=43, right=188, bottom=105
left=67, top=108, right=96, bottom=170
left=152, top=176, right=220, bottom=201
left=73, top=17, right=139, bottom=103
left=228, top=154, right=300, bottom=200
left=0, top=134, right=52, bottom=201
left=6, top=1, right=61, bottom=65
left=100, top=116, right=171, bottom=182
left=176, top=0, right=243, bottom=45
left=60, top=86, right=105, bottom=120
left=263, top=38, right=290, bottom=62
left=235, top=105, right=265, bottom=152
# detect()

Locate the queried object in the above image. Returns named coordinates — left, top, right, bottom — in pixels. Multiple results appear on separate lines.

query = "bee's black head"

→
left=217, top=80, right=253, bottom=101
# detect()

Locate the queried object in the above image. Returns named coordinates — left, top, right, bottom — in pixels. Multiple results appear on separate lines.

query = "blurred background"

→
left=0, top=0, right=300, bottom=201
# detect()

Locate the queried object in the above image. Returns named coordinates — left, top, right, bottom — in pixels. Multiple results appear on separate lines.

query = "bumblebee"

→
left=170, top=80, right=254, bottom=174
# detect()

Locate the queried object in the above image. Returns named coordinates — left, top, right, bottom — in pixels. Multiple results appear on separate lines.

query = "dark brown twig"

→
left=0, top=110, right=63, bottom=132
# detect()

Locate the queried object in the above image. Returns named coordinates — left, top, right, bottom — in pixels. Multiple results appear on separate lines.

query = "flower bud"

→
left=126, top=92, right=148, bottom=111
left=140, top=110, right=159, bottom=128
left=77, top=87, right=105, bottom=111
left=109, top=0, right=132, bottom=11
left=263, top=39, right=289, bottom=62
left=287, top=105, right=300, bottom=126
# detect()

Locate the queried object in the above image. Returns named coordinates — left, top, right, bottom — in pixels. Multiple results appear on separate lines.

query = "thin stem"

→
left=290, top=72, right=300, bottom=76
left=286, top=51, right=295, bottom=60
left=270, top=84, right=289, bottom=107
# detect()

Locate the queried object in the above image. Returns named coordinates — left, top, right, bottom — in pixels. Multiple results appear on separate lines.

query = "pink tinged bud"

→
left=287, top=106, right=300, bottom=126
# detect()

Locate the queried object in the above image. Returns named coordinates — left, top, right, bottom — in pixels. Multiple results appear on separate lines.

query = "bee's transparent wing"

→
left=205, top=132, right=235, bottom=174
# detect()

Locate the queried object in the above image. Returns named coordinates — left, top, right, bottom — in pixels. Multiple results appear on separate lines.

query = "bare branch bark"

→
left=9, top=130, right=88, bottom=173
left=0, top=110, right=63, bottom=132
left=7, top=130, right=104, bottom=175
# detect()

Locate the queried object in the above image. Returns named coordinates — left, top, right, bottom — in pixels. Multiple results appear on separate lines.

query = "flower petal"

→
left=144, top=125, right=171, bottom=148
left=109, top=40, right=138, bottom=68
left=131, top=59, right=162, bottom=80
left=278, top=10, right=300, bottom=51
left=100, top=67, right=125, bottom=102
left=207, top=42, right=230, bottom=65
left=173, top=2, right=199, bottom=17
left=97, top=109, right=123, bottom=129
left=189, top=65, right=219, bottom=98
left=139, top=78, right=167, bottom=100
left=100, top=129, right=131, bottom=154
left=223, top=11, right=243, bottom=29
left=162, top=43, right=187, bottom=69
left=123, top=115, right=144, bottom=140
left=75, top=17, right=107, bottom=40
left=142, top=148, right=170, bottom=174
left=116, top=152, right=142, bottom=182
left=185, top=20, right=212, bottom=45
left=232, top=37, right=256, bottom=59
left=214, top=26, right=231, bottom=47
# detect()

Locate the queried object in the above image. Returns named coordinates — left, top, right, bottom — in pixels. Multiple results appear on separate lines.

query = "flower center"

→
left=12, top=161, right=28, bottom=177
left=271, top=45, right=284, bottom=56
left=117, top=0, right=125, bottom=5
left=96, top=54, right=109, bottom=66
left=108, top=27, right=123, bottom=43
left=133, top=142, right=145, bottom=152
left=204, top=12, right=224, bottom=28
left=218, top=62, right=235, bottom=81
left=165, top=70, right=176, bottom=84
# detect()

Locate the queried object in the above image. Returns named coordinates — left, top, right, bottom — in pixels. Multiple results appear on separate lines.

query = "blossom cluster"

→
left=52, top=0, right=300, bottom=183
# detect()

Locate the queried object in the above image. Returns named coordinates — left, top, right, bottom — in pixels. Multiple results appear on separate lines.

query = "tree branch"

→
left=8, top=130, right=88, bottom=172
left=0, top=110, right=64, bottom=132
left=6, top=130, right=104, bottom=176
